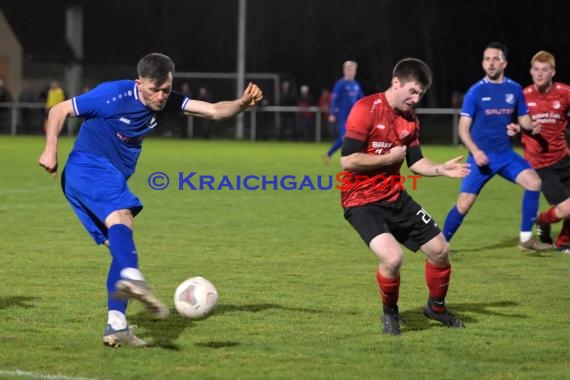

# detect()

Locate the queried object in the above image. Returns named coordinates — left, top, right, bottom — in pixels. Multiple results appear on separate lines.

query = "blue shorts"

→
left=460, top=150, right=532, bottom=195
left=61, top=152, right=143, bottom=244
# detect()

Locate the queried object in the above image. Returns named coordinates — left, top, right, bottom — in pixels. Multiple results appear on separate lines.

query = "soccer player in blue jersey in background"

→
left=38, top=53, right=263, bottom=347
left=323, top=60, right=364, bottom=164
left=442, top=42, right=551, bottom=252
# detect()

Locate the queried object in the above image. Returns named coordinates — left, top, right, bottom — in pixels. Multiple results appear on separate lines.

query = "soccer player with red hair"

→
left=508, top=50, right=570, bottom=252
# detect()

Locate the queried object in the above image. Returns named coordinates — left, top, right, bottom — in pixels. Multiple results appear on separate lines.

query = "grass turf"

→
left=1, top=136, right=569, bottom=379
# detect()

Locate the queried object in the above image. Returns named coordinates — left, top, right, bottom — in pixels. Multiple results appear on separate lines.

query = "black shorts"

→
left=536, top=156, right=570, bottom=205
left=344, top=191, right=441, bottom=252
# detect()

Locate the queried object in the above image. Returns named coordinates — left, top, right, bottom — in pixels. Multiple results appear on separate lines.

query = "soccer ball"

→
left=174, top=276, right=218, bottom=319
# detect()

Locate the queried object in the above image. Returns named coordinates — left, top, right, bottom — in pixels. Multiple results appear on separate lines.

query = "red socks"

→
left=376, top=270, right=400, bottom=311
left=538, top=206, right=561, bottom=224
left=556, top=219, right=570, bottom=247
left=377, top=262, right=452, bottom=313
left=538, top=207, right=570, bottom=247
left=425, top=261, right=451, bottom=312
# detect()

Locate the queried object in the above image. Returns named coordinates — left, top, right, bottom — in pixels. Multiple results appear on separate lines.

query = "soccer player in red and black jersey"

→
left=340, top=58, right=470, bottom=335
left=507, top=51, right=570, bottom=253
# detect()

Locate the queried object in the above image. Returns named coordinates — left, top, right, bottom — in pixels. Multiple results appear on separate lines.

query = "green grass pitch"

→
left=1, top=136, right=569, bottom=379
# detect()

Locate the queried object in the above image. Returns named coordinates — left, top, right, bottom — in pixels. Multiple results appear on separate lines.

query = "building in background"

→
left=0, top=8, right=22, bottom=103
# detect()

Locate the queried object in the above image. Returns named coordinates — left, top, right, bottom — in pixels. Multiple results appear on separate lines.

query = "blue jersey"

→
left=71, top=80, right=189, bottom=178
left=330, top=79, right=364, bottom=120
left=461, top=77, right=528, bottom=153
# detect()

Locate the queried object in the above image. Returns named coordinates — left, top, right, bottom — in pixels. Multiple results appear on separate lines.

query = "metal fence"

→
left=0, top=102, right=461, bottom=145
left=0, top=102, right=46, bottom=135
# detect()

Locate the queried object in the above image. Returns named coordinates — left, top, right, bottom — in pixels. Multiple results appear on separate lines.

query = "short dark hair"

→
left=137, top=53, right=175, bottom=83
left=485, top=41, right=508, bottom=60
left=392, top=58, right=432, bottom=89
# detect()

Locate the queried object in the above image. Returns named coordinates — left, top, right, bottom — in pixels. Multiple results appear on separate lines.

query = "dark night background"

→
left=1, top=0, right=569, bottom=107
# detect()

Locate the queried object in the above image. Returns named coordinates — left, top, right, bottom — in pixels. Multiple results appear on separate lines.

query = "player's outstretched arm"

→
left=184, top=82, right=263, bottom=120
left=438, top=156, right=471, bottom=178
left=409, top=155, right=470, bottom=178
left=38, top=100, right=75, bottom=177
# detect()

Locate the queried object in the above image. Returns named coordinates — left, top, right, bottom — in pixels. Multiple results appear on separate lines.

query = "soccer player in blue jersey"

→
left=323, top=60, right=364, bottom=164
left=38, top=53, right=263, bottom=347
left=442, top=42, right=551, bottom=251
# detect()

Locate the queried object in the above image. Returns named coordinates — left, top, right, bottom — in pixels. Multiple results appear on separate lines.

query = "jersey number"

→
left=416, top=208, right=432, bottom=224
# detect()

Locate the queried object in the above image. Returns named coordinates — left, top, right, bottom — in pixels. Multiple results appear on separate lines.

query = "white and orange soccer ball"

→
left=174, top=277, right=218, bottom=319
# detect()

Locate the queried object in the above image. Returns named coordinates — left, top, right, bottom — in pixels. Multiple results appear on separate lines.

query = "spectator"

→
left=255, top=97, right=271, bottom=141
left=450, top=91, right=464, bottom=109
left=44, top=81, right=66, bottom=132
left=45, top=80, right=66, bottom=111
left=0, top=78, right=12, bottom=132
left=178, top=82, right=192, bottom=138
left=18, top=83, right=37, bottom=134
left=318, top=88, right=332, bottom=140
left=278, top=80, right=298, bottom=141
left=297, top=84, right=314, bottom=141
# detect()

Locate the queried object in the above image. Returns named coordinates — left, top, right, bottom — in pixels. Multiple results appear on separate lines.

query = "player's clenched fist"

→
left=240, top=82, right=263, bottom=107
left=38, top=150, right=58, bottom=177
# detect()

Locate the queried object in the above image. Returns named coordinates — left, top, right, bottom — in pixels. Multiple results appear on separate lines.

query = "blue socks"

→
left=327, top=136, right=344, bottom=157
left=521, top=190, right=540, bottom=232
left=443, top=190, right=539, bottom=242
left=107, top=224, right=139, bottom=314
left=107, top=259, right=126, bottom=313
left=108, top=224, right=138, bottom=270
left=443, top=206, right=465, bottom=242
left=327, top=123, right=346, bottom=157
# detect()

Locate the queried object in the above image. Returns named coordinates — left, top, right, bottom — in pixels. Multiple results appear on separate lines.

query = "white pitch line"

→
left=0, top=369, right=98, bottom=380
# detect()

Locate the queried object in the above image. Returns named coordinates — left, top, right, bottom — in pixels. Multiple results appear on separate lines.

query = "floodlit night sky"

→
left=1, top=0, right=569, bottom=106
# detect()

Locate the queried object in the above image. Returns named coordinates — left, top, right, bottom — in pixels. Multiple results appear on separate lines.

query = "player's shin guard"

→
left=376, top=270, right=400, bottom=314
left=443, top=206, right=465, bottom=241
left=521, top=190, right=540, bottom=232
left=425, top=261, right=451, bottom=312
